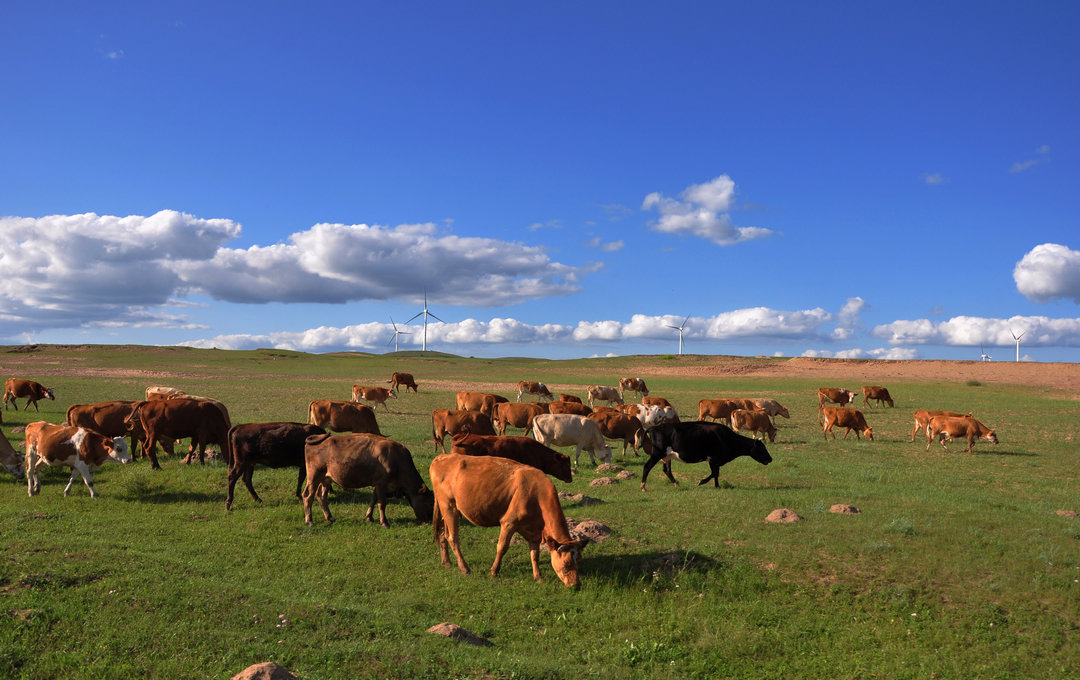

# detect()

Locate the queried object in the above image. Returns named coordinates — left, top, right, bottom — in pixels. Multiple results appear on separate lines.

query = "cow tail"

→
left=307, top=401, right=316, bottom=425
left=432, top=499, right=443, bottom=544
left=226, top=425, right=238, bottom=468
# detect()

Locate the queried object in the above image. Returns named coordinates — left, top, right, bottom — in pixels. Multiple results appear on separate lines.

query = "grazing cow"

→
left=556, top=394, right=582, bottom=404
left=547, top=400, right=592, bottom=417
left=818, top=387, right=857, bottom=412
left=925, top=415, right=998, bottom=453
left=618, top=403, right=665, bottom=428
left=588, top=411, right=652, bottom=457
left=455, top=391, right=508, bottom=418
left=730, top=409, right=777, bottom=442
left=125, top=397, right=232, bottom=469
left=618, top=377, right=649, bottom=399
left=24, top=421, right=131, bottom=497
left=492, top=402, right=546, bottom=436
left=748, top=398, right=790, bottom=424
left=351, top=385, right=397, bottom=412
left=307, top=400, right=381, bottom=436
left=516, top=381, right=554, bottom=402
left=821, top=406, right=874, bottom=441
left=656, top=405, right=681, bottom=424
left=450, top=431, right=573, bottom=482
left=1, top=430, right=25, bottom=479
left=910, top=410, right=968, bottom=442
left=65, top=400, right=155, bottom=460
left=226, top=422, right=325, bottom=510
left=140, top=390, right=232, bottom=460
left=641, top=396, right=672, bottom=409
left=431, top=409, right=496, bottom=453
left=641, top=421, right=772, bottom=491
left=586, top=385, right=623, bottom=407
left=697, top=398, right=743, bottom=424
left=388, top=372, right=418, bottom=393
left=3, top=379, right=55, bottom=412
left=303, top=433, right=434, bottom=527
left=862, top=385, right=895, bottom=408
left=430, top=453, right=587, bottom=587
left=531, top=413, right=613, bottom=467
left=146, top=385, right=187, bottom=400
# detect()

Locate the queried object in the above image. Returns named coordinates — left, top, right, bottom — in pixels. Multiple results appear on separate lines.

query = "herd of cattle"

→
left=0, top=372, right=999, bottom=587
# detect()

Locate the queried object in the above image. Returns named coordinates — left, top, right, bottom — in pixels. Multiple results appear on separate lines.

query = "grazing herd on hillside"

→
left=0, top=372, right=999, bottom=587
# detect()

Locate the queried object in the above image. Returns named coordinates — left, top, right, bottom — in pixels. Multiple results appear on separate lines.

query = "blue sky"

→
left=2, top=2, right=1078, bottom=361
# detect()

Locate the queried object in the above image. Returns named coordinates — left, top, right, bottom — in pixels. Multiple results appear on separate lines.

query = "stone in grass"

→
left=558, top=492, right=602, bottom=506
left=589, top=477, right=618, bottom=487
left=566, top=518, right=612, bottom=544
left=231, top=662, right=298, bottom=680
left=830, top=504, right=861, bottom=515
left=615, top=469, right=636, bottom=480
left=427, top=622, right=490, bottom=647
left=765, top=508, right=802, bottom=523
left=1055, top=510, right=1079, bottom=519
left=595, top=463, right=625, bottom=475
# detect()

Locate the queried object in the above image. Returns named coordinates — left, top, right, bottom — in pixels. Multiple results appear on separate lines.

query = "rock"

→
left=765, top=508, right=801, bottom=523
left=589, top=477, right=618, bottom=487
left=615, top=469, right=636, bottom=480
left=830, top=504, right=860, bottom=514
left=231, top=662, right=298, bottom=680
left=567, top=518, right=612, bottom=543
left=1055, top=510, right=1079, bottom=519
left=595, top=463, right=625, bottom=474
left=427, top=622, right=489, bottom=646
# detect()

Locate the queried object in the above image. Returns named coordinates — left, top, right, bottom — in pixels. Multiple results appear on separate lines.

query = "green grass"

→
left=1, top=345, right=1078, bottom=679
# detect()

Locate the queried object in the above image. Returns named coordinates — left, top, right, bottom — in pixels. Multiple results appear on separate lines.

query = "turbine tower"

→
left=1010, top=328, right=1026, bottom=362
left=407, top=288, right=445, bottom=353
left=980, top=345, right=992, bottom=362
left=665, top=315, right=690, bottom=355
left=387, top=316, right=411, bottom=352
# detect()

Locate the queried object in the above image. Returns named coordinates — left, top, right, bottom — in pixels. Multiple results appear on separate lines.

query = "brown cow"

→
left=1, top=430, right=25, bottom=479
left=125, top=398, right=232, bottom=469
left=548, top=400, right=592, bottom=417
left=556, top=394, right=582, bottom=404
left=697, top=398, right=743, bottom=423
left=818, top=387, right=857, bottom=412
left=308, top=400, right=381, bottom=436
left=587, top=410, right=651, bottom=457
left=449, top=431, right=573, bottom=482
left=730, top=409, right=777, bottom=442
left=641, top=396, right=672, bottom=409
left=66, top=400, right=155, bottom=460
left=821, top=406, right=873, bottom=441
left=586, top=385, right=623, bottom=407
left=430, top=453, right=587, bottom=587
left=492, top=402, right=546, bottom=436
left=516, top=381, right=554, bottom=402
left=303, top=433, right=433, bottom=527
left=3, top=379, right=55, bottom=412
left=455, top=391, right=508, bottom=418
left=926, top=415, right=998, bottom=453
left=226, top=422, right=326, bottom=510
left=387, top=372, right=418, bottom=393
left=862, top=385, right=895, bottom=408
left=618, top=377, right=649, bottom=399
left=352, top=385, right=397, bottom=412
left=431, top=409, right=496, bottom=453
left=24, top=421, right=131, bottom=497
left=910, top=410, right=968, bottom=442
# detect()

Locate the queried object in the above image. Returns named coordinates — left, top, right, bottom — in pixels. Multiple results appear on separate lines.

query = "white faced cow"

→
left=24, top=421, right=131, bottom=497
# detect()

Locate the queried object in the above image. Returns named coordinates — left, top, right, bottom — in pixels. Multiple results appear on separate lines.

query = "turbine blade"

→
left=428, top=312, right=446, bottom=324
left=406, top=311, right=423, bottom=324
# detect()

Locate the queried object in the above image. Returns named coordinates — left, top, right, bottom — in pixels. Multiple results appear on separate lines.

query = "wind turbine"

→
left=665, top=315, right=690, bottom=355
left=1010, top=328, right=1026, bottom=362
left=406, top=288, right=445, bottom=352
left=980, top=345, right=992, bottom=362
left=387, top=316, right=411, bottom=352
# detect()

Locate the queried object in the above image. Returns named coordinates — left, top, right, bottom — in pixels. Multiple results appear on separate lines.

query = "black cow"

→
left=226, top=422, right=326, bottom=510
left=641, top=421, right=772, bottom=490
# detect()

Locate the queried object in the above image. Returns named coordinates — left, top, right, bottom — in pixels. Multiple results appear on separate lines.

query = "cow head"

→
left=597, top=444, right=613, bottom=464
left=45, top=387, right=56, bottom=401
left=749, top=439, right=773, bottom=466
left=983, top=429, right=999, bottom=445
left=863, top=427, right=874, bottom=441
left=2, top=455, right=24, bottom=480
left=108, top=437, right=133, bottom=464
left=409, top=485, right=435, bottom=522
left=544, top=537, right=587, bottom=588
left=550, top=454, right=573, bottom=484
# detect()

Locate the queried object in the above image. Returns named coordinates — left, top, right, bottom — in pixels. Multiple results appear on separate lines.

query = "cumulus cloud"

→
left=1014, top=243, right=1080, bottom=303
left=642, top=175, right=773, bottom=246
left=922, top=172, right=948, bottom=185
left=802, top=347, right=919, bottom=360
left=872, top=315, right=1080, bottom=347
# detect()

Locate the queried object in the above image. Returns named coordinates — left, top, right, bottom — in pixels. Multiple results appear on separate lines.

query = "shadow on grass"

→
left=584, top=549, right=726, bottom=587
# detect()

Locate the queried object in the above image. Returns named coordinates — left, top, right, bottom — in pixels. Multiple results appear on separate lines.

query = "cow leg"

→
left=661, top=459, right=679, bottom=486
left=294, top=467, right=306, bottom=500
left=527, top=540, right=544, bottom=582
left=939, top=434, right=950, bottom=451
left=316, top=480, right=335, bottom=523
left=144, top=435, right=162, bottom=470
left=302, top=470, right=327, bottom=525
left=225, top=466, right=240, bottom=510
left=443, top=507, right=470, bottom=575
left=66, top=462, right=96, bottom=498
left=26, top=451, right=38, bottom=496
left=241, top=466, right=261, bottom=503
left=697, top=459, right=721, bottom=487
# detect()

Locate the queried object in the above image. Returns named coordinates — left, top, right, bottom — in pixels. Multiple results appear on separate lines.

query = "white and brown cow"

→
left=586, top=385, right=623, bottom=408
left=352, top=385, right=397, bottom=412
left=532, top=413, right=613, bottom=467
left=3, top=379, right=55, bottom=412
left=818, top=387, right=857, bottom=412
left=24, top=421, right=131, bottom=497
left=618, top=377, right=649, bottom=400
left=1, top=430, right=25, bottom=479
left=516, top=381, right=554, bottom=402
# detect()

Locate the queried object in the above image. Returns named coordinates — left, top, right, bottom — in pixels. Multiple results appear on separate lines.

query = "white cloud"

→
left=922, top=173, right=948, bottom=185
left=1014, top=243, right=1080, bottom=303
left=1010, top=145, right=1051, bottom=173
left=642, top=175, right=773, bottom=246
left=802, top=347, right=919, bottom=360
left=872, top=315, right=1080, bottom=347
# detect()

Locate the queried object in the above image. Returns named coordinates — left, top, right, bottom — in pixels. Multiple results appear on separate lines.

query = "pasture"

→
left=1, top=345, right=1078, bottom=679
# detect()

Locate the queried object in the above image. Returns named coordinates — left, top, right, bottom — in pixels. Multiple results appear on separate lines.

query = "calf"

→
left=66, top=400, right=150, bottom=460
left=910, top=410, right=967, bottom=442
left=431, top=409, right=496, bottom=453
left=821, top=406, right=873, bottom=441
left=618, top=377, right=649, bottom=399
left=388, top=372, right=418, bottom=393
left=455, top=390, right=508, bottom=418
left=556, top=394, right=582, bottom=404
left=303, top=433, right=433, bottom=527
left=747, top=398, right=790, bottom=424
left=517, top=381, right=554, bottom=402
left=697, top=398, right=743, bottom=424
left=818, top=387, right=856, bottom=412
left=862, top=385, right=895, bottom=408
left=492, top=402, right=546, bottom=436
left=588, top=410, right=651, bottom=457
left=430, top=453, right=587, bottom=587
left=226, top=422, right=326, bottom=510
left=925, top=415, right=998, bottom=453
left=586, top=385, right=623, bottom=407
left=352, top=385, right=397, bottom=412
left=449, top=431, right=573, bottom=482
left=3, top=379, right=55, bottom=412
left=24, top=421, right=131, bottom=497
left=531, top=413, right=613, bottom=467
left=308, top=400, right=381, bottom=435
left=730, top=409, right=777, bottom=442
left=1, top=430, right=25, bottom=479
left=641, top=421, right=772, bottom=490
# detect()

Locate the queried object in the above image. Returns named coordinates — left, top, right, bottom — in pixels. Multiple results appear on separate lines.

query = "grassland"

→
left=1, top=345, right=1078, bottom=679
